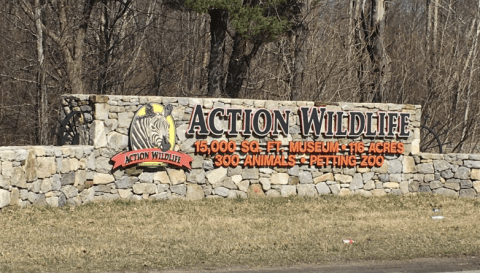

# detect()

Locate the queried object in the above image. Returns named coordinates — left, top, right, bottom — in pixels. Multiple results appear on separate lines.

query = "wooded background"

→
left=1, top=0, right=479, bottom=154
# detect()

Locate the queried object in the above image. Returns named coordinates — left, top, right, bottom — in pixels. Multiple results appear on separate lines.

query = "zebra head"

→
left=130, top=104, right=172, bottom=152
left=149, top=114, right=171, bottom=152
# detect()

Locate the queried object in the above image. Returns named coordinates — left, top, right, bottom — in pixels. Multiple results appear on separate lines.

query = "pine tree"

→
left=185, top=0, right=290, bottom=38
left=185, top=0, right=299, bottom=97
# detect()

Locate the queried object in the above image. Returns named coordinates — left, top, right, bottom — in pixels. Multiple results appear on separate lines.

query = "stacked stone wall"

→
left=0, top=146, right=94, bottom=208
left=0, top=95, right=478, bottom=208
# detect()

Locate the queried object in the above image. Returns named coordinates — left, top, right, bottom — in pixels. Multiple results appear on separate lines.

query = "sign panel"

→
left=111, top=103, right=193, bottom=170
left=187, top=105, right=410, bottom=169
left=112, top=102, right=411, bottom=171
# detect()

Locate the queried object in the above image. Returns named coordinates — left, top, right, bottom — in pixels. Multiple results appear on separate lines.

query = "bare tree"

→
left=19, top=0, right=133, bottom=95
left=0, top=0, right=480, bottom=153
left=348, top=0, right=391, bottom=102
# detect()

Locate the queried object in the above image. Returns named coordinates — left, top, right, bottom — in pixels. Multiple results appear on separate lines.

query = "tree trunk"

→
left=224, top=33, right=262, bottom=98
left=457, top=1, right=480, bottom=152
left=354, top=0, right=370, bottom=102
left=426, top=0, right=433, bottom=55
left=291, top=1, right=310, bottom=101
left=98, top=1, right=108, bottom=94
left=371, top=0, right=389, bottom=102
left=65, top=59, right=85, bottom=95
left=35, top=0, right=48, bottom=145
left=357, top=0, right=389, bottom=102
left=433, top=0, right=439, bottom=54
left=207, top=9, right=228, bottom=97
left=348, top=0, right=357, bottom=87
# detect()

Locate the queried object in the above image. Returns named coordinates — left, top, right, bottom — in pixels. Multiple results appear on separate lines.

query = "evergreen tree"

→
left=185, top=0, right=291, bottom=38
left=185, top=0, right=299, bottom=97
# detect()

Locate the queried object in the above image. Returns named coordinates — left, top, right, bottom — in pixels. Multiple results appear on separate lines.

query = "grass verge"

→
left=0, top=194, right=479, bottom=272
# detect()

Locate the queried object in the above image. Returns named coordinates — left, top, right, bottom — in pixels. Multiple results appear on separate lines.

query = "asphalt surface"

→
left=153, top=256, right=480, bottom=273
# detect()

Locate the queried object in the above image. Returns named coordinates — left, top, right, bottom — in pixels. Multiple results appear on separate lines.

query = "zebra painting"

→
left=129, top=103, right=174, bottom=152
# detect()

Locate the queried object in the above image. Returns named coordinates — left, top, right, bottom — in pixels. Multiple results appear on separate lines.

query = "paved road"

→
left=154, top=257, right=480, bottom=273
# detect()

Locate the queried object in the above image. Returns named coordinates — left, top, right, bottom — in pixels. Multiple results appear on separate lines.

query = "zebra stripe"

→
left=129, top=111, right=170, bottom=151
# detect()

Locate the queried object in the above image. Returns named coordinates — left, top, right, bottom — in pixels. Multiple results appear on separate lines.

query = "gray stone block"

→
left=223, top=177, right=238, bottom=190
left=469, top=155, right=480, bottom=160
left=259, top=178, right=271, bottom=191
left=132, top=183, right=157, bottom=195
left=460, top=189, right=476, bottom=198
left=115, top=177, right=136, bottom=189
left=419, top=185, right=432, bottom=193
left=390, top=174, right=403, bottom=182
left=20, top=189, right=28, bottom=200
left=103, top=193, right=119, bottom=201
left=344, top=168, right=356, bottom=176
left=191, top=155, right=204, bottom=169
left=171, top=184, right=187, bottom=196
left=388, top=160, right=402, bottom=173
left=429, top=181, right=443, bottom=189
left=166, top=169, right=186, bottom=185
left=280, top=185, right=296, bottom=197
left=460, top=180, right=473, bottom=189
left=362, top=172, right=374, bottom=182
left=391, top=189, right=402, bottom=196
left=266, top=189, right=280, bottom=197
left=112, top=169, right=124, bottom=180
left=227, top=166, right=242, bottom=176
left=151, top=192, right=169, bottom=200
left=242, top=168, right=259, bottom=180
left=287, top=165, right=299, bottom=176
left=445, top=182, right=460, bottom=191
left=297, top=184, right=316, bottom=197
left=329, top=184, right=340, bottom=195
left=139, top=172, right=154, bottom=183
left=400, top=181, right=409, bottom=194
left=0, top=189, right=10, bottom=208
left=94, top=185, right=111, bottom=193
left=455, top=167, right=470, bottom=179
left=107, top=132, right=128, bottom=151
left=40, top=178, right=53, bottom=193
left=298, top=171, right=313, bottom=184
left=316, top=182, right=331, bottom=195
left=441, top=170, right=454, bottom=179
left=202, top=185, right=212, bottom=195
left=214, top=186, right=230, bottom=197
left=413, top=174, right=424, bottom=182
left=33, top=194, right=47, bottom=207
left=180, top=138, right=196, bottom=153
left=186, top=184, right=204, bottom=200
left=417, top=163, right=434, bottom=174
left=364, top=180, right=375, bottom=190
left=433, top=188, right=458, bottom=197
left=61, top=185, right=79, bottom=199
left=433, top=160, right=450, bottom=172
left=464, top=160, right=480, bottom=168
left=58, top=193, right=67, bottom=207
left=379, top=174, right=389, bottom=182
left=409, top=181, right=419, bottom=192
left=186, top=169, right=206, bottom=184
left=61, top=172, right=75, bottom=186
left=424, top=174, right=435, bottom=182
left=288, top=176, right=300, bottom=185
left=157, top=184, right=169, bottom=193
left=349, top=174, right=363, bottom=190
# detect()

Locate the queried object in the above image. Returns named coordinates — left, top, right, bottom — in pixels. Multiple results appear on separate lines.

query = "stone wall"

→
left=55, top=95, right=480, bottom=201
left=0, top=146, right=94, bottom=208
left=352, top=153, right=480, bottom=197
left=63, top=95, right=424, bottom=200
left=0, top=95, right=478, bottom=209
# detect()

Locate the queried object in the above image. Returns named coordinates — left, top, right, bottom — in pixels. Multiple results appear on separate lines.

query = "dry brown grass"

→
left=0, top=194, right=479, bottom=272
